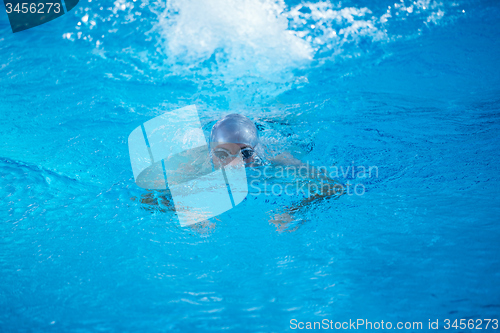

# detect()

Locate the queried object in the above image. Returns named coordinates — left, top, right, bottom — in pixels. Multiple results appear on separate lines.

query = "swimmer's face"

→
left=212, top=143, right=256, bottom=168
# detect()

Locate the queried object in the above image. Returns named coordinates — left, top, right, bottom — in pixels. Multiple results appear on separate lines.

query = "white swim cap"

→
left=210, top=114, right=259, bottom=148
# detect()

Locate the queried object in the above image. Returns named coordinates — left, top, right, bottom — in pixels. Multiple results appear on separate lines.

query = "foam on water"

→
left=64, top=0, right=461, bottom=103
left=155, top=0, right=312, bottom=81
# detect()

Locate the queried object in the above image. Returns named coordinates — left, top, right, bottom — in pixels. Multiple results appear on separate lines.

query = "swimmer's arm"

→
left=268, top=152, right=303, bottom=166
left=270, top=153, right=344, bottom=208
left=132, top=190, right=175, bottom=213
left=269, top=178, right=343, bottom=231
left=290, top=180, right=343, bottom=212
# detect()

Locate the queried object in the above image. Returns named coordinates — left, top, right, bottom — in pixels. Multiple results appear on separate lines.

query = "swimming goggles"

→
left=213, top=147, right=255, bottom=160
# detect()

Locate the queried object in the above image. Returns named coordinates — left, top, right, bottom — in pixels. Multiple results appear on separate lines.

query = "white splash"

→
left=155, top=0, right=313, bottom=86
left=68, top=0, right=453, bottom=101
left=153, top=0, right=447, bottom=87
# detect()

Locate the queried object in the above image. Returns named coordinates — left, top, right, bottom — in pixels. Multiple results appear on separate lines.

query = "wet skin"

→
left=134, top=142, right=343, bottom=232
left=211, top=142, right=255, bottom=168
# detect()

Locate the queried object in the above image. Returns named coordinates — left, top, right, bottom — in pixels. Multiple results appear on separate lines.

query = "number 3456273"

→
left=5, top=2, right=61, bottom=14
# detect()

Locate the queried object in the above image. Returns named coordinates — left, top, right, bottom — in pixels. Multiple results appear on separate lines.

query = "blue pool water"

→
left=1, top=0, right=499, bottom=331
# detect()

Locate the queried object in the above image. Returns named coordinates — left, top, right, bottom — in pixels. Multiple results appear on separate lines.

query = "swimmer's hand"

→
left=268, top=212, right=302, bottom=232
left=132, top=190, right=175, bottom=213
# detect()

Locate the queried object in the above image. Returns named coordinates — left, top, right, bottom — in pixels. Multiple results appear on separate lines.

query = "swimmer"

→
left=209, top=113, right=343, bottom=231
left=209, top=113, right=303, bottom=168
left=135, top=113, right=342, bottom=231
left=209, top=113, right=261, bottom=168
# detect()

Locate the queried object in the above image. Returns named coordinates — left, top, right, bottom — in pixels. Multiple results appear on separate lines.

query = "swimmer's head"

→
left=209, top=114, right=260, bottom=167
left=210, top=114, right=259, bottom=148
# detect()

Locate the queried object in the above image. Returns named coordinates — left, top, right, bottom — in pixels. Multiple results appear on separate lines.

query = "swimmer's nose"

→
left=217, top=156, right=239, bottom=168
left=225, top=143, right=242, bottom=155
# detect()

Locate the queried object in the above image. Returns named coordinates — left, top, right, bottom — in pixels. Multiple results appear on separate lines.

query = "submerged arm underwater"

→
left=131, top=157, right=344, bottom=232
